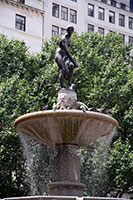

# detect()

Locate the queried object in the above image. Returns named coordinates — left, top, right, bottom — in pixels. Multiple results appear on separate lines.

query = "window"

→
left=17, top=0, right=25, bottom=3
left=120, top=3, right=126, bottom=10
left=129, top=17, right=133, bottom=29
left=119, top=14, right=125, bottom=27
left=129, top=36, right=133, bottom=47
left=111, top=0, right=116, bottom=7
left=98, top=27, right=104, bottom=34
left=98, top=7, right=104, bottom=20
left=52, top=3, right=59, bottom=18
left=101, top=0, right=107, bottom=3
left=15, top=14, right=26, bottom=31
left=61, top=6, right=68, bottom=21
left=88, top=4, right=94, bottom=17
left=52, top=25, right=59, bottom=36
left=71, top=0, right=77, bottom=2
left=61, top=28, right=66, bottom=35
left=88, top=24, right=94, bottom=32
left=70, top=9, right=77, bottom=23
left=109, top=11, right=115, bottom=24
left=130, top=0, right=133, bottom=12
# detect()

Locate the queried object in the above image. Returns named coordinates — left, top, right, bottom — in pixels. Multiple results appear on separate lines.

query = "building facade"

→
left=48, top=0, right=133, bottom=45
left=0, top=0, right=44, bottom=52
left=0, top=0, right=133, bottom=52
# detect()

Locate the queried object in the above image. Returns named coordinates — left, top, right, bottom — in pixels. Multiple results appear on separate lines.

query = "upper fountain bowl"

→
left=14, top=110, right=118, bottom=147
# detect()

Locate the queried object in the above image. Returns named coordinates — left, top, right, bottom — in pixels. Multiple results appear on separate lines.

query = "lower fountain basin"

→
left=15, top=110, right=118, bottom=147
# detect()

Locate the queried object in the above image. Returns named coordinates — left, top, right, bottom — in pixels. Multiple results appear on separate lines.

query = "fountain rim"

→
left=14, top=110, right=118, bottom=128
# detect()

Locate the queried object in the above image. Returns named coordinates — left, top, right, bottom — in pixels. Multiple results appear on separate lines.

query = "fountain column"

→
left=48, top=144, right=85, bottom=196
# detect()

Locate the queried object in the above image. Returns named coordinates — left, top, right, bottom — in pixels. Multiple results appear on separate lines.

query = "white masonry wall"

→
left=0, top=0, right=44, bottom=53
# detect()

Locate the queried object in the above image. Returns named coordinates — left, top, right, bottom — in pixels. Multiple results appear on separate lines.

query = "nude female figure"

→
left=55, top=25, right=78, bottom=89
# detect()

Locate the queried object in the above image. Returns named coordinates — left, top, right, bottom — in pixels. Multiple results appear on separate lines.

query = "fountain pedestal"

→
left=48, top=144, right=85, bottom=196
left=14, top=89, right=118, bottom=197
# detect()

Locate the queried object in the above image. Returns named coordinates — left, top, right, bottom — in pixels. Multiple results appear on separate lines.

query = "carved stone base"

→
left=57, top=89, right=77, bottom=109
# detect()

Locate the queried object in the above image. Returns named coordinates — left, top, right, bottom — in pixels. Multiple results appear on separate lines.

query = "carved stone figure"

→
left=55, top=25, right=78, bottom=89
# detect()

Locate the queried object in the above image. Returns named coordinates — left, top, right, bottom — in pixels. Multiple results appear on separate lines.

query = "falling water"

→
left=20, top=127, right=116, bottom=196
left=20, top=133, right=55, bottom=195
left=79, top=129, right=117, bottom=197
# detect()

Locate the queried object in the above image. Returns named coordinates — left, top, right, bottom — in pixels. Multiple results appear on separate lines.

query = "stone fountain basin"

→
left=14, top=110, right=118, bottom=147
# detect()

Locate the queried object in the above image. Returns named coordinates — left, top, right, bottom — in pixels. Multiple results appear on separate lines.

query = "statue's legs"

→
left=67, top=62, right=74, bottom=88
left=55, top=53, right=66, bottom=88
left=59, top=70, right=65, bottom=88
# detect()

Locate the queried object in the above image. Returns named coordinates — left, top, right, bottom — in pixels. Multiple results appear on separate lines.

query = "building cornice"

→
left=0, top=0, right=44, bottom=15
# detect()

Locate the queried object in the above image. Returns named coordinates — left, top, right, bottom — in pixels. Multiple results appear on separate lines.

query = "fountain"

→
left=12, top=26, right=122, bottom=200
left=14, top=88, right=118, bottom=197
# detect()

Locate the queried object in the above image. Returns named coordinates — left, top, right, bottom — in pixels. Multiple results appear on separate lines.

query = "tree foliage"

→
left=107, top=138, right=133, bottom=197
left=0, top=32, right=132, bottom=197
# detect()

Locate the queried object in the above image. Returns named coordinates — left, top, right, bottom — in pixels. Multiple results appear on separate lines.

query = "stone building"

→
left=0, top=0, right=44, bottom=52
left=0, top=0, right=133, bottom=52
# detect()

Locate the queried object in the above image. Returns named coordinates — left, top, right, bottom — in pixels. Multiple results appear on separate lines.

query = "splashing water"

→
left=79, top=130, right=117, bottom=197
left=20, top=128, right=116, bottom=196
left=20, top=133, right=55, bottom=195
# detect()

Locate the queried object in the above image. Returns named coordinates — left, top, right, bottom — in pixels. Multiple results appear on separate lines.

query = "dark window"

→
left=88, top=24, right=94, bottom=32
left=129, top=36, right=133, bottom=47
left=70, top=9, right=77, bottom=23
left=98, top=27, right=104, bottom=34
left=101, top=0, right=107, bottom=3
left=130, top=0, right=133, bottom=12
left=88, top=4, right=94, bottom=17
left=120, top=3, right=126, bottom=10
left=52, top=25, right=59, bottom=36
left=109, top=11, right=115, bottom=24
left=111, top=0, right=116, bottom=7
left=129, top=17, right=133, bottom=29
left=98, top=7, right=104, bottom=20
left=15, top=14, right=26, bottom=31
left=71, top=0, right=77, bottom=2
left=52, top=3, right=59, bottom=18
left=61, top=6, right=68, bottom=21
left=61, top=28, right=66, bottom=35
left=119, top=14, right=125, bottom=27
left=17, top=0, right=25, bottom=3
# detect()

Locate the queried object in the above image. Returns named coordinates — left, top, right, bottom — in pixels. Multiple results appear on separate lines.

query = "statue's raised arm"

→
left=55, top=25, right=78, bottom=89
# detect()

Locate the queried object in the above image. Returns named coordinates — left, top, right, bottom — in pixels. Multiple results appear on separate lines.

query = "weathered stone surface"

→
left=53, top=144, right=80, bottom=182
left=57, top=89, right=77, bottom=110
left=48, top=182, right=85, bottom=197
left=48, top=144, right=85, bottom=196
left=14, top=110, right=118, bottom=148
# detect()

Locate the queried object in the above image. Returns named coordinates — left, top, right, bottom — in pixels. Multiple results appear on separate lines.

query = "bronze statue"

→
left=55, top=25, right=78, bottom=89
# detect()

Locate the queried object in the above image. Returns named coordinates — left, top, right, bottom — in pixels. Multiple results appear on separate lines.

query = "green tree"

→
left=107, top=138, right=133, bottom=197
left=0, top=32, right=132, bottom=197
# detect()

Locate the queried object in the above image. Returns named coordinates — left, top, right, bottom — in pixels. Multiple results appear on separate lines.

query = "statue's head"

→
left=67, top=25, right=74, bottom=35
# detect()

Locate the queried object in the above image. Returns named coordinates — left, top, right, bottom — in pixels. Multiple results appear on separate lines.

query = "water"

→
left=20, top=133, right=55, bottom=195
left=79, top=130, right=116, bottom=197
left=20, top=129, right=116, bottom=196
